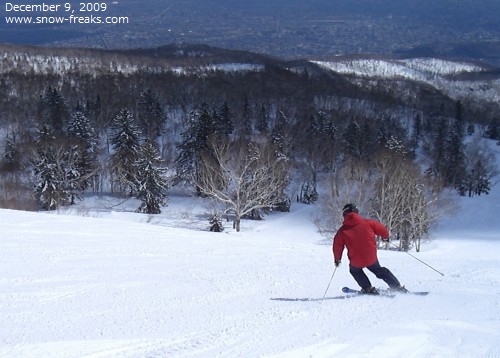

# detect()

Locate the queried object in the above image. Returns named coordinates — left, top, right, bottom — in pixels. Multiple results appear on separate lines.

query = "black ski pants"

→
left=349, top=260, right=401, bottom=290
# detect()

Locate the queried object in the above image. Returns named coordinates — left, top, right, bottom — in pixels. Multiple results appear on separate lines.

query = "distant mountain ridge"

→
left=1, top=42, right=499, bottom=144
left=2, top=43, right=498, bottom=109
left=2, top=0, right=500, bottom=64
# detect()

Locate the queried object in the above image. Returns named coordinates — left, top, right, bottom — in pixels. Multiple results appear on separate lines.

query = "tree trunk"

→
left=234, top=215, right=241, bottom=232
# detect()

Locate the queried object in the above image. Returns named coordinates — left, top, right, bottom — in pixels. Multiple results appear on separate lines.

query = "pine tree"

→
left=319, top=112, right=336, bottom=142
left=68, top=108, right=98, bottom=153
left=3, top=133, right=20, bottom=171
left=342, top=117, right=360, bottom=156
left=304, top=114, right=320, bottom=159
left=385, top=136, right=407, bottom=154
left=459, top=160, right=492, bottom=197
left=38, top=86, right=68, bottom=134
left=241, top=95, right=252, bottom=138
left=457, top=139, right=497, bottom=197
left=175, top=104, right=216, bottom=186
left=343, top=117, right=375, bottom=159
left=135, top=141, right=169, bottom=214
left=209, top=212, right=224, bottom=232
left=443, top=114, right=466, bottom=188
left=109, top=108, right=143, bottom=194
left=426, top=118, right=449, bottom=179
left=32, top=151, right=66, bottom=210
left=271, top=111, right=289, bottom=157
left=257, top=104, right=269, bottom=134
left=64, top=145, right=90, bottom=205
left=137, top=89, right=165, bottom=139
left=474, top=160, right=491, bottom=196
left=31, top=125, right=67, bottom=210
left=412, top=114, right=423, bottom=148
left=306, top=114, right=321, bottom=139
left=485, top=118, right=499, bottom=140
left=215, top=101, right=234, bottom=137
left=67, top=109, right=99, bottom=192
left=467, top=123, right=475, bottom=135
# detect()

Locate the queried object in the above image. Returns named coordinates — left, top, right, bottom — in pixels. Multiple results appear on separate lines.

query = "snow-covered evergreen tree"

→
left=32, top=153, right=65, bottom=210
left=271, top=111, right=290, bottom=158
left=458, top=160, right=491, bottom=197
left=209, top=212, right=224, bottom=232
left=38, top=86, right=68, bottom=134
left=214, top=101, right=234, bottom=137
left=443, top=115, right=466, bottom=188
left=137, top=89, right=165, bottom=140
left=342, top=117, right=376, bottom=160
left=31, top=120, right=97, bottom=209
left=342, top=117, right=361, bottom=158
left=485, top=118, right=499, bottom=141
left=175, top=104, right=216, bottom=187
left=457, top=139, right=498, bottom=197
left=3, top=133, right=21, bottom=171
left=109, top=108, right=143, bottom=195
left=256, top=104, right=269, bottom=134
left=67, top=108, right=99, bottom=192
left=385, top=136, right=407, bottom=154
left=68, top=108, right=98, bottom=153
left=426, top=117, right=449, bottom=179
left=135, top=141, right=169, bottom=214
left=299, top=182, right=318, bottom=204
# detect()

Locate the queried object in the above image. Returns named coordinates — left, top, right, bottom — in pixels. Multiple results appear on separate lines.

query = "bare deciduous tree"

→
left=401, top=178, right=447, bottom=252
left=194, top=138, right=289, bottom=232
left=315, top=151, right=454, bottom=251
left=372, top=150, right=453, bottom=251
left=314, top=159, right=376, bottom=236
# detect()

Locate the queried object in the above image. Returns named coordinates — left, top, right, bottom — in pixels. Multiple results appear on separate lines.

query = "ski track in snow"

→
left=2, top=161, right=500, bottom=358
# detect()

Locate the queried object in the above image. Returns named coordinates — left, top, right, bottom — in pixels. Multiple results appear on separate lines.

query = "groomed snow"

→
left=1, top=161, right=500, bottom=357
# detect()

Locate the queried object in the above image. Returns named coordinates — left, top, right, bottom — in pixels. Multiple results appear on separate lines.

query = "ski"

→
left=271, top=296, right=350, bottom=301
left=270, top=287, right=429, bottom=302
left=403, top=290, right=429, bottom=296
left=342, top=287, right=394, bottom=298
left=342, top=287, right=429, bottom=296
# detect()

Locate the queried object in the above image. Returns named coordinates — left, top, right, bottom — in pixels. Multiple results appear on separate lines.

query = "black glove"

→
left=334, top=260, right=341, bottom=267
left=381, top=237, right=390, bottom=242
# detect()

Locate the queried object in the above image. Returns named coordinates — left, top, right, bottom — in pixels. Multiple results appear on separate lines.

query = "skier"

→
left=333, top=203, right=408, bottom=294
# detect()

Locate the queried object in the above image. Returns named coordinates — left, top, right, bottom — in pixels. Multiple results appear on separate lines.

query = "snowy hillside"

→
left=0, top=48, right=264, bottom=77
left=1, top=141, right=500, bottom=357
left=312, top=58, right=484, bottom=80
left=313, top=57, right=500, bottom=104
left=3, top=43, right=499, bottom=107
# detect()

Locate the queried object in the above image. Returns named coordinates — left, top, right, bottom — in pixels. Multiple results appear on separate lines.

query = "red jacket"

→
left=333, top=212, right=389, bottom=268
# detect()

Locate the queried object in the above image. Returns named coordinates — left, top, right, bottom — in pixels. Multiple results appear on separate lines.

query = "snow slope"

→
left=1, top=172, right=500, bottom=356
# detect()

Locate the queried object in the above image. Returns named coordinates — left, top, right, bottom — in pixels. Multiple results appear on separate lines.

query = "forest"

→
left=0, top=43, right=499, bottom=247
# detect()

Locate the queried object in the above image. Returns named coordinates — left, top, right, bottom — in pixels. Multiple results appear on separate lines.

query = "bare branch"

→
left=194, top=138, right=289, bottom=231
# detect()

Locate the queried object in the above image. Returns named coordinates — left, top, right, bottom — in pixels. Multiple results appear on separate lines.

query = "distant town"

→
left=2, top=0, right=500, bottom=64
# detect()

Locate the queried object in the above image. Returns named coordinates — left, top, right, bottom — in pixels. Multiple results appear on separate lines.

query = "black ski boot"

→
left=360, top=287, right=379, bottom=295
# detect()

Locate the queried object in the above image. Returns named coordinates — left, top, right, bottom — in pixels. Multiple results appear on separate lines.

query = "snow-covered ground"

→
left=1, top=153, right=500, bottom=357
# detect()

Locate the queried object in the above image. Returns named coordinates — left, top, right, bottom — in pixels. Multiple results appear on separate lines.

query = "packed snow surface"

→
left=1, top=176, right=500, bottom=356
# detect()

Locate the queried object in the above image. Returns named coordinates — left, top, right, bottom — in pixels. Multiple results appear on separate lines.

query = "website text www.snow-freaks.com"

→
left=5, top=14, right=129, bottom=24
left=4, top=2, right=129, bottom=25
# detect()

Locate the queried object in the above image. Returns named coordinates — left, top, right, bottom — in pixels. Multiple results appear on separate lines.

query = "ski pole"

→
left=322, top=266, right=338, bottom=300
left=389, top=241, right=444, bottom=276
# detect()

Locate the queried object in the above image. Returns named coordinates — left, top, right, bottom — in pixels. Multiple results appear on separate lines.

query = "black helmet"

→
left=342, top=203, right=358, bottom=217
